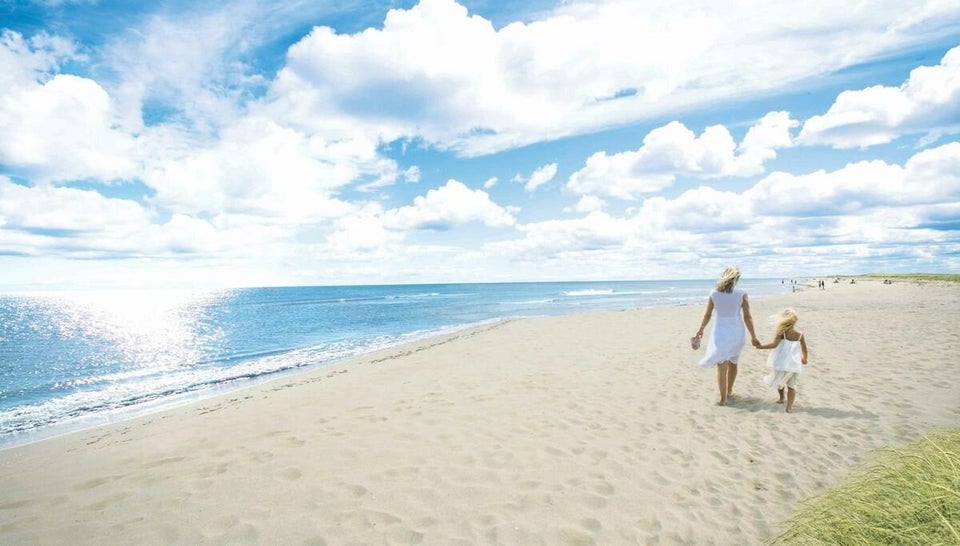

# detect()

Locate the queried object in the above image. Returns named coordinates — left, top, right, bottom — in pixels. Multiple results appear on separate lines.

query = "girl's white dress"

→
left=762, top=333, right=804, bottom=389
left=698, top=288, right=747, bottom=367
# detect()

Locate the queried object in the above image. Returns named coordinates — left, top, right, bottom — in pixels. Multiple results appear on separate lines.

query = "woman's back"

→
left=710, top=288, right=743, bottom=318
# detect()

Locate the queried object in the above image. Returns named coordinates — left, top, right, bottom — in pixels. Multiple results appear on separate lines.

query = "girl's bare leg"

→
left=716, top=362, right=729, bottom=405
left=785, top=387, right=796, bottom=412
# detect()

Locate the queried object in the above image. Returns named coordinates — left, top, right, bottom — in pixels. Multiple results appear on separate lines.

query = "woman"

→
left=693, top=266, right=760, bottom=405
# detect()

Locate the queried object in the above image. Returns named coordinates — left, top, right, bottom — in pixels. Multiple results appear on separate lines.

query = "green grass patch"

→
left=862, top=273, right=960, bottom=283
left=768, top=428, right=960, bottom=545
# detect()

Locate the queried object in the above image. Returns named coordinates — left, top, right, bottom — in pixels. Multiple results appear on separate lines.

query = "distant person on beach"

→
left=757, top=309, right=808, bottom=413
left=693, top=266, right=760, bottom=406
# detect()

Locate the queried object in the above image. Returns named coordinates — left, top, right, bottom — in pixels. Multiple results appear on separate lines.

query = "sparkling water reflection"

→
left=0, top=280, right=789, bottom=445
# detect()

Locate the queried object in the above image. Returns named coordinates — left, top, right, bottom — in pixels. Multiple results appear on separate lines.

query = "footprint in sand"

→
left=277, top=467, right=302, bottom=481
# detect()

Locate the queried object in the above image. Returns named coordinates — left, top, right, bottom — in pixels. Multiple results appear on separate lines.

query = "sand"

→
left=0, top=278, right=957, bottom=545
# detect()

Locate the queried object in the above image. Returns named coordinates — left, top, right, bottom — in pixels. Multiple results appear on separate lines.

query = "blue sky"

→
left=1, top=0, right=959, bottom=290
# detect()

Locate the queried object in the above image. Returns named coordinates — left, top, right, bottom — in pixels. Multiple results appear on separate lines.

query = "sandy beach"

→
left=1, top=277, right=957, bottom=545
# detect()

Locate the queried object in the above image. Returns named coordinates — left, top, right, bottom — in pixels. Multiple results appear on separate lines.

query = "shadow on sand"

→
left=728, top=396, right=878, bottom=419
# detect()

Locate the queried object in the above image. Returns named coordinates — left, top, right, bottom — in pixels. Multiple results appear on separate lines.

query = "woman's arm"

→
left=742, top=294, right=760, bottom=347
left=696, top=297, right=714, bottom=337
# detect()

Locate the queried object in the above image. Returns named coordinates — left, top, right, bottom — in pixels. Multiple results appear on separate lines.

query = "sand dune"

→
left=1, top=278, right=957, bottom=544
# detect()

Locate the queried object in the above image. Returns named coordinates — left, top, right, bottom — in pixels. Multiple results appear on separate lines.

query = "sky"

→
left=1, top=0, right=959, bottom=290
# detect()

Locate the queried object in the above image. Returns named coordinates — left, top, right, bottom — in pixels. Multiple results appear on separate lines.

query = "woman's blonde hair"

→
left=716, top=266, right=741, bottom=293
left=773, top=308, right=799, bottom=337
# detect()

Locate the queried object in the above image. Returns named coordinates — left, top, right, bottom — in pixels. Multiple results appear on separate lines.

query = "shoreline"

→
left=0, top=316, right=513, bottom=452
left=0, top=279, right=790, bottom=451
left=1, top=277, right=957, bottom=544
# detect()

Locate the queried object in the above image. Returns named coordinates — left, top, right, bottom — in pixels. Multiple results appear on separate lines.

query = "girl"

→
left=757, top=309, right=808, bottom=412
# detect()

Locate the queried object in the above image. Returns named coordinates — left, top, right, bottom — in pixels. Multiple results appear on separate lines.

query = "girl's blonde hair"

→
left=716, top=266, right=741, bottom=293
left=772, top=308, right=799, bottom=337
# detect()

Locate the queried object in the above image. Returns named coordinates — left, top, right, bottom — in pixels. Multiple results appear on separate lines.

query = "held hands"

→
left=751, top=337, right=762, bottom=348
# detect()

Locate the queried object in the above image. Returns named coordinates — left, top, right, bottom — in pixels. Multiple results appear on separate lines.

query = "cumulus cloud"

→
left=0, top=176, right=246, bottom=257
left=491, top=211, right=633, bottom=257
left=141, top=116, right=387, bottom=219
left=570, top=195, right=607, bottom=213
left=489, top=142, right=960, bottom=270
left=272, top=0, right=958, bottom=156
left=1, top=1, right=959, bottom=286
left=566, top=115, right=796, bottom=199
left=798, top=46, right=960, bottom=148
left=382, top=179, right=516, bottom=230
left=748, top=142, right=960, bottom=215
left=326, top=207, right=404, bottom=253
left=0, top=33, right=138, bottom=183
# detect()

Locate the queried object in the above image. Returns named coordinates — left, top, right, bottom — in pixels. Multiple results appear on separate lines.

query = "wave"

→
left=563, top=289, right=615, bottom=296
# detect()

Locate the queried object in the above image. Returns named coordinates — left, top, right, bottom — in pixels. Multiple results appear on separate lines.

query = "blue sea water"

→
left=0, top=279, right=788, bottom=447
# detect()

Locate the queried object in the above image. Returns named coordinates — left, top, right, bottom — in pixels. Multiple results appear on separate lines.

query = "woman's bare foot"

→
left=717, top=398, right=728, bottom=406
left=776, top=399, right=785, bottom=404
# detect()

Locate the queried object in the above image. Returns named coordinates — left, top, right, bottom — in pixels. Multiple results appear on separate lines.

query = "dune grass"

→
left=768, top=428, right=960, bottom=545
left=862, top=273, right=960, bottom=283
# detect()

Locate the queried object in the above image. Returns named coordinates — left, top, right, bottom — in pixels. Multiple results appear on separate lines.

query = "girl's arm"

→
left=757, top=336, right=781, bottom=350
left=695, top=297, right=714, bottom=338
left=742, top=294, right=760, bottom=347
left=800, top=333, right=808, bottom=364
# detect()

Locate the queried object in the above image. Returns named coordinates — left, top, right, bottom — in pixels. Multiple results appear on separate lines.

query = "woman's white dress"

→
left=762, top=333, right=804, bottom=389
left=698, top=288, right=747, bottom=367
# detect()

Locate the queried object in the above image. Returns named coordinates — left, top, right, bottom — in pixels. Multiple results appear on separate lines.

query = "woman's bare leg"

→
left=726, top=363, right=738, bottom=397
left=716, top=363, right=729, bottom=405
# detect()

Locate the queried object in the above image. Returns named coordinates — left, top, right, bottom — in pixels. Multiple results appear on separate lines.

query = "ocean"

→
left=0, top=279, right=788, bottom=447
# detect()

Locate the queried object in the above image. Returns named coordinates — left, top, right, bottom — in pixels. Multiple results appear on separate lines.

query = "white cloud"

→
left=488, top=142, right=960, bottom=272
left=1, top=2, right=959, bottom=287
left=383, top=179, right=516, bottom=230
left=747, top=142, right=960, bottom=215
left=402, top=166, right=421, bottom=183
left=570, top=195, right=607, bottom=213
left=523, top=162, right=557, bottom=192
left=566, top=116, right=796, bottom=199
left=141, top=116, right=383, bottom=220
left=0, top=176, right=148, bottom=235
left=0, top=35, right=138, bottom=183
left=102, top=6, right=270, bottom=133
left=492, top=211, right=634, bottom=256
left=326, top=206, right=404, bottom=253
left=0, top=176, right=245, bottom=257
left=739, top=111, right=799, bottom=165
left=273, top=0, right=960, bottom=156
left=798, top=46, right=960, bottom=148
left=0, top=30, right=80, bottom=90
